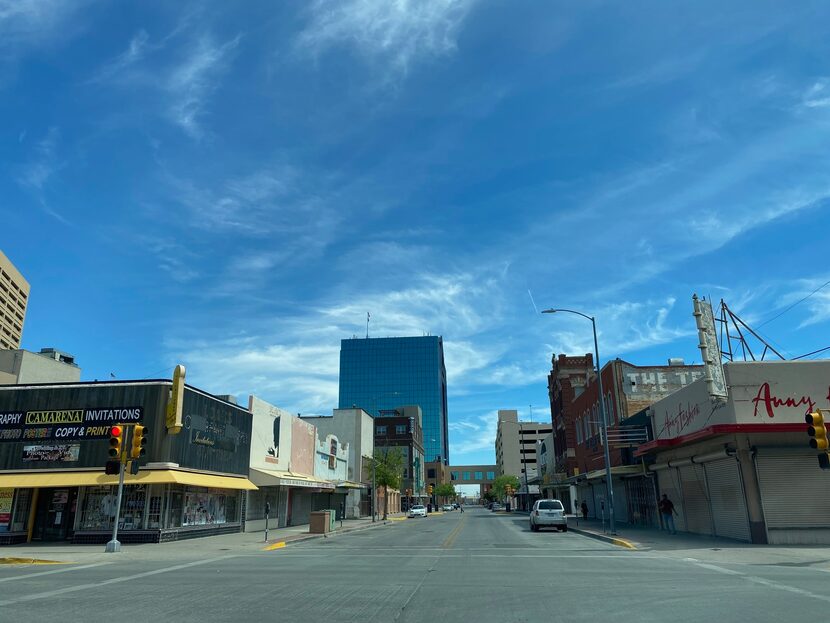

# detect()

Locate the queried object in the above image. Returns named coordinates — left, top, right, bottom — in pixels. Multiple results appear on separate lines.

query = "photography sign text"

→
left=0, top=407, right=143, bottom=442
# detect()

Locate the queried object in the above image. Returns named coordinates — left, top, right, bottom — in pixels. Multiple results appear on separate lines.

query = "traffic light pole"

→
left=105, top=426, right=131, bottom=553
left=105, top=459, right=126, bottom=553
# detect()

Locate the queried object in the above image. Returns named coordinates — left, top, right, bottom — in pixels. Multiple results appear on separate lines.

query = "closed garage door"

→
left=705, top=458, right=750, bottom=541
left=756, top=452, right=830, bottom=529
left=679, top=464, right=713, bottom=535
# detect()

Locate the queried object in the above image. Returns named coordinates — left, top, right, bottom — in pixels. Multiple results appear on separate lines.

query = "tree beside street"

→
left=371, top=448, right=405, bottom=520
left=434, top=483, right=456, bottom=503
left=491, top=474, right=520, bottom=500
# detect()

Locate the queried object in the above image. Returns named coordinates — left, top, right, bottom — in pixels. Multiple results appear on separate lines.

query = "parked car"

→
left=408, top=505, right=427, bottom=518
left=442, top=504, right=454, bottom=511
left=491, top=503, right=503, bottom=511
left=452, top=503, right=460, bottom=509
left=529, top=499, right=567, bottom=532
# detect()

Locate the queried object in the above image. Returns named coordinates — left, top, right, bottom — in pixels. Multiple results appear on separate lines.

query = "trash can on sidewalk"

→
left=309, top=511, right=331, bottom=534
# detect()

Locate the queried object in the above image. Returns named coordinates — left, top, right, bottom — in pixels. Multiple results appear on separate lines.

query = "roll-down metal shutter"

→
left=756, top=452, right=830, bottom=528
left=679, top=464, right=713, bottom=535
left=704, top=458, right=750, bottom=541
left=656, top=468, right=686, bottom=532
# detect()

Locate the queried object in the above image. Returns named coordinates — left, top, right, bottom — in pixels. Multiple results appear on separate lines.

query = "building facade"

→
left=374, top=405, right=425, bottom=508
left=0, top=380, right=256, bottom=545
left=338, top=336, right=449, bottom=464
left=0, top=250, right=29, bottom=350
left=448, top=464, right=497, bottom=499
left=246, top=396, right=338, bottom=531
left=495, top=409, right=552, bottom=479
left=302, top=408, right=374, bottom=518
left=637, top=360, right=830, bottom=545
left=548, top=355, right=704, bottom=521
left=0, top=348, right=81, bottom=385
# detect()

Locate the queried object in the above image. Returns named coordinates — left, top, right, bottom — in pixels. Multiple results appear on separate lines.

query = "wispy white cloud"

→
left=166, top=34, right=240, bottom=137
left=449, top=410, right=498, bottom=456
left=297, top=0, right=477, bottom=77
left=802, top=78, right=830, bottom=109
left=0, top=0, right=84, bottom=52
left=89, top=30, right=150, bottom=82
left=17, top=126, right=59, bottom=190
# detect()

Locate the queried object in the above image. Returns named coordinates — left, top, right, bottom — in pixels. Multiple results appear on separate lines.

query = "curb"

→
left=0, top=557, right=67, bottom=565
left=264, top=519, right=396, bottom=549
left=568, top=527, right=638, bottom=550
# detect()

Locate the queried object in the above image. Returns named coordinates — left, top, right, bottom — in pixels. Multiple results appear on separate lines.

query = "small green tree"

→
left=434, top=483, right=456, bottom=502
left=371, top=447, right=405, bottom=520
left=482, top=489, right=497, bottom=503
left=491, top=474, right=520, bottom=500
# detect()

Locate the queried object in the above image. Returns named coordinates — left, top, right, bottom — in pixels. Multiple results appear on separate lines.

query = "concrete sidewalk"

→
left=0, top=514, right=406, bottom=563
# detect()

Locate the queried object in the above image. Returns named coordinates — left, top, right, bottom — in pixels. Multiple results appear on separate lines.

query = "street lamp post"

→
left=542, top=307, right=616, bottom=535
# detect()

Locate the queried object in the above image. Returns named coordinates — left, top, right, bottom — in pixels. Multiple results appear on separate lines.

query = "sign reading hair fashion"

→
left=693, top=295, right=728, bottom=400
left=0, top=408, right=143, bottom=442
left=166, top=364, right=186, bottom=434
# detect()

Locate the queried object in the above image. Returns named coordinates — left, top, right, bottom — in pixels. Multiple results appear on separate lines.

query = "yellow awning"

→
left=335, top=481, right=366, bottom=489
left=249, top=467, right=334, bottom=489
left=0, top=470, right=258, bottom=490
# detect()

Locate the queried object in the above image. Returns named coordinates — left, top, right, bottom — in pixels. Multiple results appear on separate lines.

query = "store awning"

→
left=249, top=467, right=335, bottom=490
left=583, top=465, right=645, bottom=481
left=0, top=470, right=258, bottom=490
left=335, top=481, right=366, bottom=489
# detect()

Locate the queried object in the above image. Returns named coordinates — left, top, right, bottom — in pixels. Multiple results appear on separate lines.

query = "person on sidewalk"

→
left=580, top=501, right=588, bottom=520
left=659, top=494, right=678, bottom=534
left=459, top=503, right=464, bottom=513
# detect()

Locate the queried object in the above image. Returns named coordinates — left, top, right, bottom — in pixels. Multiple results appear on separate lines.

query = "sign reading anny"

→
left=0, top=407, right=143, bottom=442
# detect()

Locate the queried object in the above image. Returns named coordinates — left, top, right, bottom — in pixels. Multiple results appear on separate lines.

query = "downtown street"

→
left=2, top=507, right=830, bottom=623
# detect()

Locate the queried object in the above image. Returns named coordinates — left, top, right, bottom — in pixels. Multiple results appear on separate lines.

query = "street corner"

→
left=569, top=527, right=639, bottom=550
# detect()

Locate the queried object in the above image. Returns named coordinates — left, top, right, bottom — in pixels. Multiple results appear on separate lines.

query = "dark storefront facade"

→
left=0, top=380, right=255, bottom=545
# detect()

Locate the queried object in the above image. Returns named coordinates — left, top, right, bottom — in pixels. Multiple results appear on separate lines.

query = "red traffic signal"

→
left=109, top=426, right=124, bottom=458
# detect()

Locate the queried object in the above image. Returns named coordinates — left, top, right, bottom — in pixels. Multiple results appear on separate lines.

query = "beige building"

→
left=0, top=250, right=29, bottom=350
left=495, top=409, right=553, bottom=479
left=0, top=348, right=81, bottom=384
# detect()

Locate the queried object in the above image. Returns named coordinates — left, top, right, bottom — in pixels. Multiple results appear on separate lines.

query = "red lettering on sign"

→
left=751, top=382, right=816, bottom=419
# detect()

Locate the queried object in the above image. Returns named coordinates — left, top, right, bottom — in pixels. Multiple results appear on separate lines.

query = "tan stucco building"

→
left=0, top=250, right=29, bottom=350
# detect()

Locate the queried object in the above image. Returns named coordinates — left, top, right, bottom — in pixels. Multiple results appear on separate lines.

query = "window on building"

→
left=463, top=471, right=470, bottom=480
left=377, top=425, right=387, bottom=435
left=451, top=471, right=459, bottom=481
left=427, top=468, right=436, bottom=478
left=474, top=471, right=483, bottom=480
left=396, top=424, right=406, bottom=435
left=486, top=471, right=495, bottom=480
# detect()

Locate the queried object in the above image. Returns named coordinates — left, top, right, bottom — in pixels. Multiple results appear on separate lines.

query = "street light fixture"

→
left=541, top=307, right=616, bottom=535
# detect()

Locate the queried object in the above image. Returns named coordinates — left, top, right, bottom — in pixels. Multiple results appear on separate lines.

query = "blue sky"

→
left=3, top=1, right=830, bottom=468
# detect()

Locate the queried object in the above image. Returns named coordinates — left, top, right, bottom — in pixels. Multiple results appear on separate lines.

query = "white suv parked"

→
left=529, top=499, right=567, bottom=532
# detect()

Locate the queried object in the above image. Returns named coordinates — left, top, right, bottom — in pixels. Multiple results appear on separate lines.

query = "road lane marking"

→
left=0, top=557, right=67, bottom=565
left=441, top=515, right=466, bottom=549
left=686, top=559, right=830, bottom=604
left=0, top=562, right=112, bottom=584
left=0, top=555, right=235, bottom=606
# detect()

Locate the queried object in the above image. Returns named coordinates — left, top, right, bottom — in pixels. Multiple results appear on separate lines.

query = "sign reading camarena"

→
left=0, top=407, right=143, bottom=442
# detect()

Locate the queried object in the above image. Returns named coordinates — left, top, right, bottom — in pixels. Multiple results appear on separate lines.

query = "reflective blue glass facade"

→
left=338, top=336, right=449, bottom=464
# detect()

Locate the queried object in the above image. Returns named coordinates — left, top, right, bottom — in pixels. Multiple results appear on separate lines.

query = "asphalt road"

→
left=2, top=507, right=830, bottom=622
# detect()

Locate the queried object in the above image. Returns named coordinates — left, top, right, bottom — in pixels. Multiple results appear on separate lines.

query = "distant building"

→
left=495, top=409, right=552, bottom=479
left=374, top=405, right=425, bottom=508
left=338, top=335, right=449, bottom=464
left=446, top=464, right=497, bottom=499
left=0, top=348, right=81, bottom=384
left=0, top=250, right=30, bottom=350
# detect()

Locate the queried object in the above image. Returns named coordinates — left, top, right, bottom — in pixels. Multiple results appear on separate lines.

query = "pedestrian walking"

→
left=580, top=501, right=588, bottom=520
left=658, top=494, right=678, bottom=534
left=459, top=503, right=464, bottom=513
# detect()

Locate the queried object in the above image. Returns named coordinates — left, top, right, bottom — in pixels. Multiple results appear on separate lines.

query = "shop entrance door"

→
left=33, top=488, right=78, bottom=541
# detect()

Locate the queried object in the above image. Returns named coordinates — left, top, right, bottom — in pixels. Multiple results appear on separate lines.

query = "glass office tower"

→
left=338, top=336, right=449, bottom=464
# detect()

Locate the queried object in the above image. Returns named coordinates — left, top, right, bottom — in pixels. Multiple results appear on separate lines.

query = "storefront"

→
left=637, top=360, right=830, bottom=544
left=0, top=380, right=256, bottom=544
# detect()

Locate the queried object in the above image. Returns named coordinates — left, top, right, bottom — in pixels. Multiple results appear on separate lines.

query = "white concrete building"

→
left=0, top=348, right=81, bottom=384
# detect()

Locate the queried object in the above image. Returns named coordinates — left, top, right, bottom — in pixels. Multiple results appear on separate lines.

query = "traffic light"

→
left=131, top=425, right=148, bottom=459
left=807, top=412, right=828, bottom=449
left=109, top=425, right=123, bottom=459
left=807, top=411, right=830, bottom=470
left=428, top=485, right=434, bottom=495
